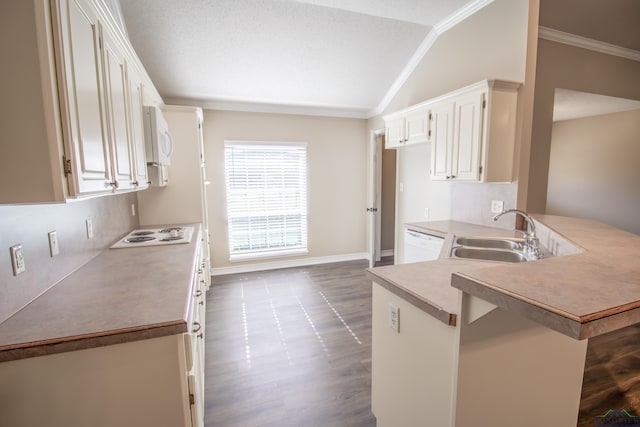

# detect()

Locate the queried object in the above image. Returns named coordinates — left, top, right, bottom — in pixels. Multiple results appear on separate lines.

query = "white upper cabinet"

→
left=101, top=24, right=135, bottom=191
left=429, top=100, right=455, bottom=180
left=127, top=65, right=149, bottom=189
left=55, top=0, right=112, bottom=195
left=384, top=106, right=429, bottom=149
left=0, top=0, right=161, bottom=204
left=430, top=80, right=519, bottom=183
left=431, top=88, right=486, bottom=181
left=382, top=80, right=519, bottom=182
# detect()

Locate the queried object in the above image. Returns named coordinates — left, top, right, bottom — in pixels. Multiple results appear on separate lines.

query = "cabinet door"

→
left=404, top=108, right=428, bottom=145
left=102, top=28, right=135, bottom=190
left=127, top=65, right=149, bottom=189
left=55, top=0, right=111, bottom=195
left=452, top=90, right=485, bottom=181
left=384, top=117, right=405, bottom=148
left=429, top=101, right=454, bottom=180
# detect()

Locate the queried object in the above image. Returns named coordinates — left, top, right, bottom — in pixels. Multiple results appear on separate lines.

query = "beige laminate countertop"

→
left=368, top=216, right=640, bottom=340
left=0, top=225, right=201, bottom=362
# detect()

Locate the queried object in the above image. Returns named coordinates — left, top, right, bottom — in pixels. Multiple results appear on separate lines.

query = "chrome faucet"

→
left=492, top=209, right=541, bottom=259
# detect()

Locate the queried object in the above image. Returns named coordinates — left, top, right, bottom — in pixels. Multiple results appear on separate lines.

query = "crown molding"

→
left=167, top=0, right=496, bottom=120
left=163, top=97, right=369, bottom=119
left=368, top=0, right=495, bottom=118
left=538, top=26, right=640, bottom=62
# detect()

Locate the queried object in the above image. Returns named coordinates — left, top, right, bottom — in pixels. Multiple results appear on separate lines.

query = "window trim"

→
left=224, top=140, right=308, bottom=262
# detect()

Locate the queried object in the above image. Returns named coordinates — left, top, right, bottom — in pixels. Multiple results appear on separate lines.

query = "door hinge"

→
left=479, top=165, right=483, bottom=175
left=62, top=156, right=72, bottom=176
left=428, top=130, right=431, bottom=138
left=429, top=113, right=432, bottom=120
left=482, top=100, right=486, bottom=108
left=189, top=393, right=195, bottom=405
left=366, top=207, right=378, bottom=213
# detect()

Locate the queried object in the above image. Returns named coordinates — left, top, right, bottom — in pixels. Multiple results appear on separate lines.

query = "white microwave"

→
left=143, top=106, right=173, bottom=166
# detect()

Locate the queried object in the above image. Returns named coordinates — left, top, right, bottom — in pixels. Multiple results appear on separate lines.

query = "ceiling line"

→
left=538, top=26, right=640, bottom=62
left=368, top=0, right=495, bottom=118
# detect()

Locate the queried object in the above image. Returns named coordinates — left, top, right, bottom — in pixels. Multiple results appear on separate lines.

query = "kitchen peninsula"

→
left=368, top=215, right=640, bottom=427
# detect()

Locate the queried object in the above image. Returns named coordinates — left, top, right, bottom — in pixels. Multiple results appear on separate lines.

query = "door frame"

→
left=367, top=129, right=384, bottom=267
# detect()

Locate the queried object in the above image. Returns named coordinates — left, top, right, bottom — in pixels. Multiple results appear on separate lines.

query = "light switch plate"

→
left=389, top=303, right=400, bottom=333
left=491, top=200, right=504, bottom=214
left=10, top=244, right=25, bottom=275
left=48, top=231, right=59, bottom=257
left=86, top=218, right=94, bottom=239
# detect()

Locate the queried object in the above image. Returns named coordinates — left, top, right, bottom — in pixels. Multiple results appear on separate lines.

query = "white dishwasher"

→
left=403, top=228, right=444, bottom=263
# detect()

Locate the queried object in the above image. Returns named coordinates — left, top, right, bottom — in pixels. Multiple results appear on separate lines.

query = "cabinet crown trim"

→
left=382, top=79, right=521, bottom=120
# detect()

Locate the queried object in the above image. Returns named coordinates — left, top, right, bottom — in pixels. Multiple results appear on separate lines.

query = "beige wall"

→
left=546, top=109, right=640, bottom=235
left=203, top=110, right=368, bottom=269
left=367, top=0, right=532, bottom=258
left=524, top=39, right=640, bottom=213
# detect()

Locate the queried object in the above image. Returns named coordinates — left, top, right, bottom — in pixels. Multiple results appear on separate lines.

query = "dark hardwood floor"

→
left=205, top=260, right=376, bottom=427
left=578, top=323, right=640, bottom=426
left=205, top=260, right=640, bottom=427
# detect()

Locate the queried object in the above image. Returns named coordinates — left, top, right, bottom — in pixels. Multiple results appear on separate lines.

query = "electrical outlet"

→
left=10, top=244, right=25, bottom=275
left=491, top=200, right=504, bottom=214
left=48, top=231, right=60, bottom=257
left=86, top=218, right=94, bottom=239
left=389, top=303, right=400, bottom=333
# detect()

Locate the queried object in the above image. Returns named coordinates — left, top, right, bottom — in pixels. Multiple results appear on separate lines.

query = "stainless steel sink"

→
left=448, top=234, right=546, bottom=263
left=453, top=236, right=523, bottom=250
left=450, top=247, right=530, bottom=263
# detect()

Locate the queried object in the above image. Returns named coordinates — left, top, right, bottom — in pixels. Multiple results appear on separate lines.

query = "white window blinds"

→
left=224, top=141, right=308, bottom=260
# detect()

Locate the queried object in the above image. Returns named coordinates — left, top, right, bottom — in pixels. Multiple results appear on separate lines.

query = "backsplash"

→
left=0, top=193, right=138, bottom=324
left=450, top=182, right=518, bottom=228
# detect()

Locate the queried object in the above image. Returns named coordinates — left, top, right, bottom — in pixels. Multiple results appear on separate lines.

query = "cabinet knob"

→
left=192, top=321, right=202, bottom=333
left=195, top=290, right=203, bottom=297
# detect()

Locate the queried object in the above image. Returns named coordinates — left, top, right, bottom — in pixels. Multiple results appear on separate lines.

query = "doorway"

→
left=367, top=130, right=396, bottom=267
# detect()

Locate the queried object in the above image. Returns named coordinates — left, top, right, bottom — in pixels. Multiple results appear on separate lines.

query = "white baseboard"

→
left=210, top=252, right=369, bottom=276
left=380, top=249, right=394, bottom=258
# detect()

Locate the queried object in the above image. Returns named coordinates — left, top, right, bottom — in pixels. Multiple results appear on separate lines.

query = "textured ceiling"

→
left=120, top=0, right=640, bottom=118
left=119, top=0, right=473, bottom=116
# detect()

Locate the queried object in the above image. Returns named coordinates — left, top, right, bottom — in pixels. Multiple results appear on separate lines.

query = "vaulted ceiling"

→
left=119, top=0, right=640, bottom=118
left=119, top=0, right=476, bottom=117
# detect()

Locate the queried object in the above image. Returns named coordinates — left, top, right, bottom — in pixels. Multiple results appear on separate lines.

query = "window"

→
left=224, top=141, right=308, bottom=260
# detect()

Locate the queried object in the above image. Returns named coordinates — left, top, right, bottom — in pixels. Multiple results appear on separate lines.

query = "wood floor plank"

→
left=205, top=260, right=376, bottom=427
left=206, top=259, right=637, bottom=427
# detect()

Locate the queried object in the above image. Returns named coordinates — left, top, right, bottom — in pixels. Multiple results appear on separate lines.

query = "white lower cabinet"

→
left=0, top=334, right=195, bottom=427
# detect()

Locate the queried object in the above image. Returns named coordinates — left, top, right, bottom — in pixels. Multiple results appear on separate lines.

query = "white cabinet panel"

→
left=102, top=27, right=134, bottom=190
left=452, top=90, right=484, bottom=181
left=57, top=0, right=111, bottom=195
left=384, top=106, right=429, bottom=149
left=128, top=65, right=149, bottom=189
left=430, top=80, right=519, bottom=182
left=430, top=101, right=455, bottom=180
